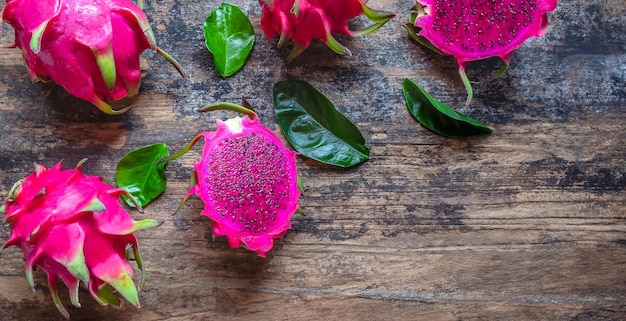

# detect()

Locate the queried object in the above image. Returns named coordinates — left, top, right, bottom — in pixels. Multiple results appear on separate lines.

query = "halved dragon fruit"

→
left=1, top=160, right=161, bottom=318
left=408, top=0, right=558, bottom=104
left=259, top=0, right=395, bottom=61
left=2, top=0, right=187, bottom=114
left=163, top=102, right=300, bottom=257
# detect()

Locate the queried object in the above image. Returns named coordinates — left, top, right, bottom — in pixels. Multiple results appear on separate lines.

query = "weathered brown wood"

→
left=1, top=0, right=625, bottom=320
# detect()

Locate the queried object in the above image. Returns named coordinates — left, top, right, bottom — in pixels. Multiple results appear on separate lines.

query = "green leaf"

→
left=402, top=78, right=492, bottom=138
left=116, top=143, right=169, bottom=207
left=273, top=79, right=370, bottom=167
left=204, top=3, right=255, bottom=77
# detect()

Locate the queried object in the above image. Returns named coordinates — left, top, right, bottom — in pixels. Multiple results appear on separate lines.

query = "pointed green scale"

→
left=95, top=284, right=121, bottom=306
left=406, top=12, right=445, bottom=55
left=2, top=205, right=24, bottom=224
left=124, top=219, right=162, bottom=234
left=35, top=187, right=46, bottom=198
left=29, top=20, right=50, bottom=54
left=7, top=179, right=23, bottom=202
left=117, top=189, right=145, bottom=213
left=68, top=159, right=87, bottom=183
left=325, top=35, right=351, bottom=56
left=0, top=234, right=18, bottom=252
left=102, top=271, right=140, bottom=308
left=157, top=133, right=205, bottom=164
left=95, top=47, right=117, bottom=92
left=48, top=278, right=70, bottom=319
left=75, top=158, right=88, bottom=169
left=155, top=47, right=188, bottom=80
left=290, top=0, right=300, bottom=16
left=28, top=223, right=43, bottom=240
left=64, top=250, right=90, bottom=283
left=297, top=174, right=305, bottom=195
left=277, top=31, right=288, bottom=48
left=173, top=171, right=198, bottom=215
left=80, top=197, right=107, bottom=213
left=197, top=101, right=257, bottom=116
left=92, top=96, right=132, bottom=115
left=25, top=266, right=36, bottom=293
left=362, top=3, right=395, bottom=24
left=491, top=51, right=514, bottom=80
left=105, top=188, right=144, bottom=212
left=24, top=245, right=45, bottom=292
left=459, top=69, right=474, bottom=106
left=118, top=8, right=187, bottom=79
left=122, top=7, right=187, bottom=79
left=2, top=213, right=13, bottom=225
left=353, top=3, right=395, bottom=37
left=352, top=22, right=386, bottom=37
left=286, top=46, right=307, bottom=62
left=34, top=163, right=46, bottom=176
left=68, top=281, right=82, bottom=308
left=128, top=242, right=147, bottom=289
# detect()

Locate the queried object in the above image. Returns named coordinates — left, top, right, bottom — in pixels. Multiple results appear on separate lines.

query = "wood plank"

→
left=0, top=0, right=625, bottom=320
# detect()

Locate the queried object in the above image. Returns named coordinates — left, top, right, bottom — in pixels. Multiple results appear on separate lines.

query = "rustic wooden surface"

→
left=1, top=0, right=625, bottom=320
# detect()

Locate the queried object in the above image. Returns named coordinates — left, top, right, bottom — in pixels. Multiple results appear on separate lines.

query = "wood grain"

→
left=0, top=0, right=625, bottom=320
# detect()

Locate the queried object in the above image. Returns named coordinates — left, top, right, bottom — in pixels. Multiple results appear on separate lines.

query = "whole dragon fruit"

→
left=163, top=102, right=300, bottom=257
left=259, top=0, right=395, bottom=61
left=2, top=0, right=187, bottom=114
left=1, top=160, right=162, bottom=318
left=407, top=0, right=558, bottom=105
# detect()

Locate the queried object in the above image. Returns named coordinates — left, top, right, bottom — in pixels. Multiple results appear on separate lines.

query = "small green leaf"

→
left=273, top=79, right=370, bottom=167
left=116, top=143, right=169, bottom=207
left=402, top=78, right=492, bottom=138
left=204, top=3, right=255, bottom=77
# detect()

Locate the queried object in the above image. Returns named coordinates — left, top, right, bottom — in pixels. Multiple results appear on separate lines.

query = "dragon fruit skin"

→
left=167, top=104, right=300, bottom=257
left=411, top=0, right=558, bottom=105
left=259, top=0, right=395, bottom=61
left=1, top=161, right=162, bottom=318
left=2, top=0, right=186, bottom=115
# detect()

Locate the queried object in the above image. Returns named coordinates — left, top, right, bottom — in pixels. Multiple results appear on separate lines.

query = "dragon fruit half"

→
left=163, top=102, right=300, bottom=257
left=1, top=160, right=162, bottom=318
left=408, top=0, right=558, bottom=105
left=2, top=0, right=186, bottom=114
left=259, top=0, right=395, bottom=61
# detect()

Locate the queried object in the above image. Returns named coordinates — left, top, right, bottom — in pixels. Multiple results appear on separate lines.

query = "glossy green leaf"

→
left=273, top=79, right=370, bottom=167
left=204, top=3, right=255, bottom=77
left=402, top=78, right=492, bottom=138
left=116, top=143, right=169, bottom=207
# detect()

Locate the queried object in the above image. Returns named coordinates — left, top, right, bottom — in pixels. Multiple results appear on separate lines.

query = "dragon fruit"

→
left=163, top=102, right=300, bottom=257
left=408, top=0, right=558, bottom=105
left=259, top=0, right=395, bottom=61
left=1, top=160, right=161, bottom=318
left=2, top=0, right=186, bottom=114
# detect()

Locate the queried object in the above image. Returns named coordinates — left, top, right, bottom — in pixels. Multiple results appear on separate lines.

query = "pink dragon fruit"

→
left=408, top=0, right=558, bottom=105
left=2, top=0, right=186, bottom=114
left=163, top=102, right=300, bottom=257
left=1, top=160, right=161, bottom=318
left=259, top=0, right=395, bottom=61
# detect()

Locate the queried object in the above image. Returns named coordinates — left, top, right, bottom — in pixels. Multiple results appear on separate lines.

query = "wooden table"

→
left=1, top=0, right=625, bottom=320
